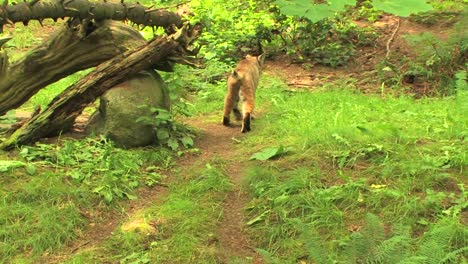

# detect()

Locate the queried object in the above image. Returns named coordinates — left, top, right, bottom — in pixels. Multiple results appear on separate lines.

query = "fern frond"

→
left=362, top=213, right=386, bottom=244
left=303, top=234, right=333, bottom=264
left=370, top=234, right=412, bottom=263
left=344, top=214, right=387, bottom=262
left=414, top=218, right=466, bottom=263
left=441, top=246, right=468, bottom=264
left=256, top=248, right=283, bottom=264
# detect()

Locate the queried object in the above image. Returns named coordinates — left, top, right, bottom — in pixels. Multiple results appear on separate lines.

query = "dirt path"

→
left=187, top=120, right=263, bottom=263
left=44, top=117, right=262, bottom=263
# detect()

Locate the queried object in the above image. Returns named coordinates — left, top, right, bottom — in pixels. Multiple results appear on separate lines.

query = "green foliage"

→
left=267, top=12, right=376, bottom=66
left=354, top=0, right=383, bottom=22
left=339, top=214, right=467, bottom=263
left=160, top=61, right=231, bottom=115
left=409, top=10, right=462, bottom=26
left=19, top=137, right=171, bottom=203
left=78, top=163, right=233, bottom=263
left=274, top=0, right=433, bottom=20
left=190, top=0, right=273, bottom=60
left=371, top=0, right=433, bottom=16
left=274, top=0, right=357, bottom=22
left=0, top=169, right=93, bottom=262
left=136, top=107, right=196, bottom=151
left=243, top=82, right=467, bottom=262
left=454, top=70, right=467, bottom=92
left=400, top=25, right=467, bottom=94
left=0, top=160, right=25, bottom=172
left=250, top=145, right=289, bottom=161
left=0, top=136, right=175, bottom=262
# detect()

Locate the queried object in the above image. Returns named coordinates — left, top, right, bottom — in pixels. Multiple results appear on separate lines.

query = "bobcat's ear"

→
left=257, top=54, right=265, bottom=67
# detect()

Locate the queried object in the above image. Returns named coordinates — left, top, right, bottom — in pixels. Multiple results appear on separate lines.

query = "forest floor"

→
left=1, top=13, right=466, bottom=264
left=43, top=117, right=265, bottom=263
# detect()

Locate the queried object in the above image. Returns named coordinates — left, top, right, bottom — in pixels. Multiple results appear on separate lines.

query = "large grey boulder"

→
left=87, top=70, right=170, bottom=148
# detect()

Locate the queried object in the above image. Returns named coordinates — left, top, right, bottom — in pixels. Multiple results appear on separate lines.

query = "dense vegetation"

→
left=0, top=0, right=466, bottom=263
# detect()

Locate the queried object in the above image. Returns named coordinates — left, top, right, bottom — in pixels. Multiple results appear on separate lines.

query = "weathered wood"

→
left=0, top=37, right=9, bottom=75
left=0, top=19, right=175, bottom=116
left=0, top=23, right=200, bottom=150
left=0, top=0, right=182, bottom=33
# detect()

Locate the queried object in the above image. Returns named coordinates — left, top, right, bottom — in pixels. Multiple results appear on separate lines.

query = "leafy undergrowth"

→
left=65, top=161, right=232, bottom=263
left=0, top=137, right=173, bottom=263
left=240, top=81, right=467, bottom=262
left=0, top=69, right=466, bottom=263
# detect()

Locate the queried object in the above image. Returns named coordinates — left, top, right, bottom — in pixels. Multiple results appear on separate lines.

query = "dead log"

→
left=0, top=19, right=178, bottom=116
left=0, top=23, right=201, bottom=150
left=0, top=0, right=183, bottom=33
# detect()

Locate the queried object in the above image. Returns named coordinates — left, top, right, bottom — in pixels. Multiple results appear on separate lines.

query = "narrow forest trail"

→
left=44, top=115, right=263, bottom=263
left=185, top=120, right=264, bottom=263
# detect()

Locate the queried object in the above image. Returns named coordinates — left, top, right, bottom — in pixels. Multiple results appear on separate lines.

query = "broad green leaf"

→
left=371, top=0, right=433, bottom=17
left=0, top=160, right=25, bottom=172
left=247, top=210, right=271, bottom=226
left=124, top=192, right=138, bottom=200
left=167, top=138, right=179, bottom=151
left=156, top=110, right=172, bottom=121
left=92, top=186, right=104, bottom=193
left=156, top=129, right=170, bottom=140
left=68, top=170, right=85, bottom=181
left=181, top=136, right=194, bottom=148
left=25, top=163, right=37, bottom=175
left=275, top=0, right=356, bottom=22
left=250, top=146, right=288, bottom=161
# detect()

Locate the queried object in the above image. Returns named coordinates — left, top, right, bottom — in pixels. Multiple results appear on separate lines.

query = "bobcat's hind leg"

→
left=241, top=112, right=251, bottom=133
left=233, top=96, right=242, bottom=121
left=241, top=98, right=254, bottom=133
left=223, top=95, right=235, bottom=126
left=223, top=86, right=242, bottom=126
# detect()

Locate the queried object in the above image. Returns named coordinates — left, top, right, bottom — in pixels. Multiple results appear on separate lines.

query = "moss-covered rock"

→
left=87, top=70, right=170, bottom=148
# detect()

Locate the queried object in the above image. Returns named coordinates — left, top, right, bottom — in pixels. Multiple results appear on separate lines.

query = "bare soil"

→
left=267, top=15, right=459, bottom=96
left=185, top=120, right=264, bottom=263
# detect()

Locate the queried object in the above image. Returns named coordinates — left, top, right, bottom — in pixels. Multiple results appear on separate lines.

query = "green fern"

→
left=302, top=231, right=333, bottom=264
left=440, top=246, right=468, bottom=263
left=455, top=70, right=467, bottom=91
left=345, top=213, right=386, bottom=262
left=341, top=215, right=466, bottom=264
left=415, top=220, right=467, bottom=264
left=370, top=234, right=412, bottom=263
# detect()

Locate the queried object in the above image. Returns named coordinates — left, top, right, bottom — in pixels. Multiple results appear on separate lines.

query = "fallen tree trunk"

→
left=0, top=0, right=183, bottom=33
left=0, top=19, right=177, bottom=116
left=0, top=23, right=200, bottom=150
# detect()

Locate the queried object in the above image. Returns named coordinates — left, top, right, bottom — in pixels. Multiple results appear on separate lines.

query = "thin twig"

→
left=71, top=241, right=91, bottom=253
left=385, top=18, right=401, bottom=60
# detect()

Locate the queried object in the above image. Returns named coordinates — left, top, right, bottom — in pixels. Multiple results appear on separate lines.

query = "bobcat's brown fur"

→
left=222, top=54, right=264, bottom=133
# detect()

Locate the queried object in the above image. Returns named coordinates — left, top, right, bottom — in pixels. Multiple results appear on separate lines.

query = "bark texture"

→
left=0, top=19, right=176, bottom=116
left=0, top=23, right=200, bottom=150
left=0, top=0, right=182, bottom=33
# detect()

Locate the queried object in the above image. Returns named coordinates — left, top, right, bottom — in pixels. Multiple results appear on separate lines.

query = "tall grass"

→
left=242, top=82, right=467, bottom=262
left=66, top=162, right=233, bottom=263
left=0, top=138, right=173, bottom=263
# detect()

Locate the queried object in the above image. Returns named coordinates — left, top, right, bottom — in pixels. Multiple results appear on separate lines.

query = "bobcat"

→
left=222, top=54, right=264, bottom=133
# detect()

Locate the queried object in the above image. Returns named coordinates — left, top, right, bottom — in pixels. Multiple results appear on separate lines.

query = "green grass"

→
left=239, top=82, right=467, bottom=262
left=0, top=170, right=91, bottom=262
left=0, top=138, right=174, bottom=263
left=20, top=69, right=93, bottom=112
left=1, top=3, right=467, bottom=262
left=160, top=61, right=233, bottom=116
left=66, top=161, right=233, bottom=263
